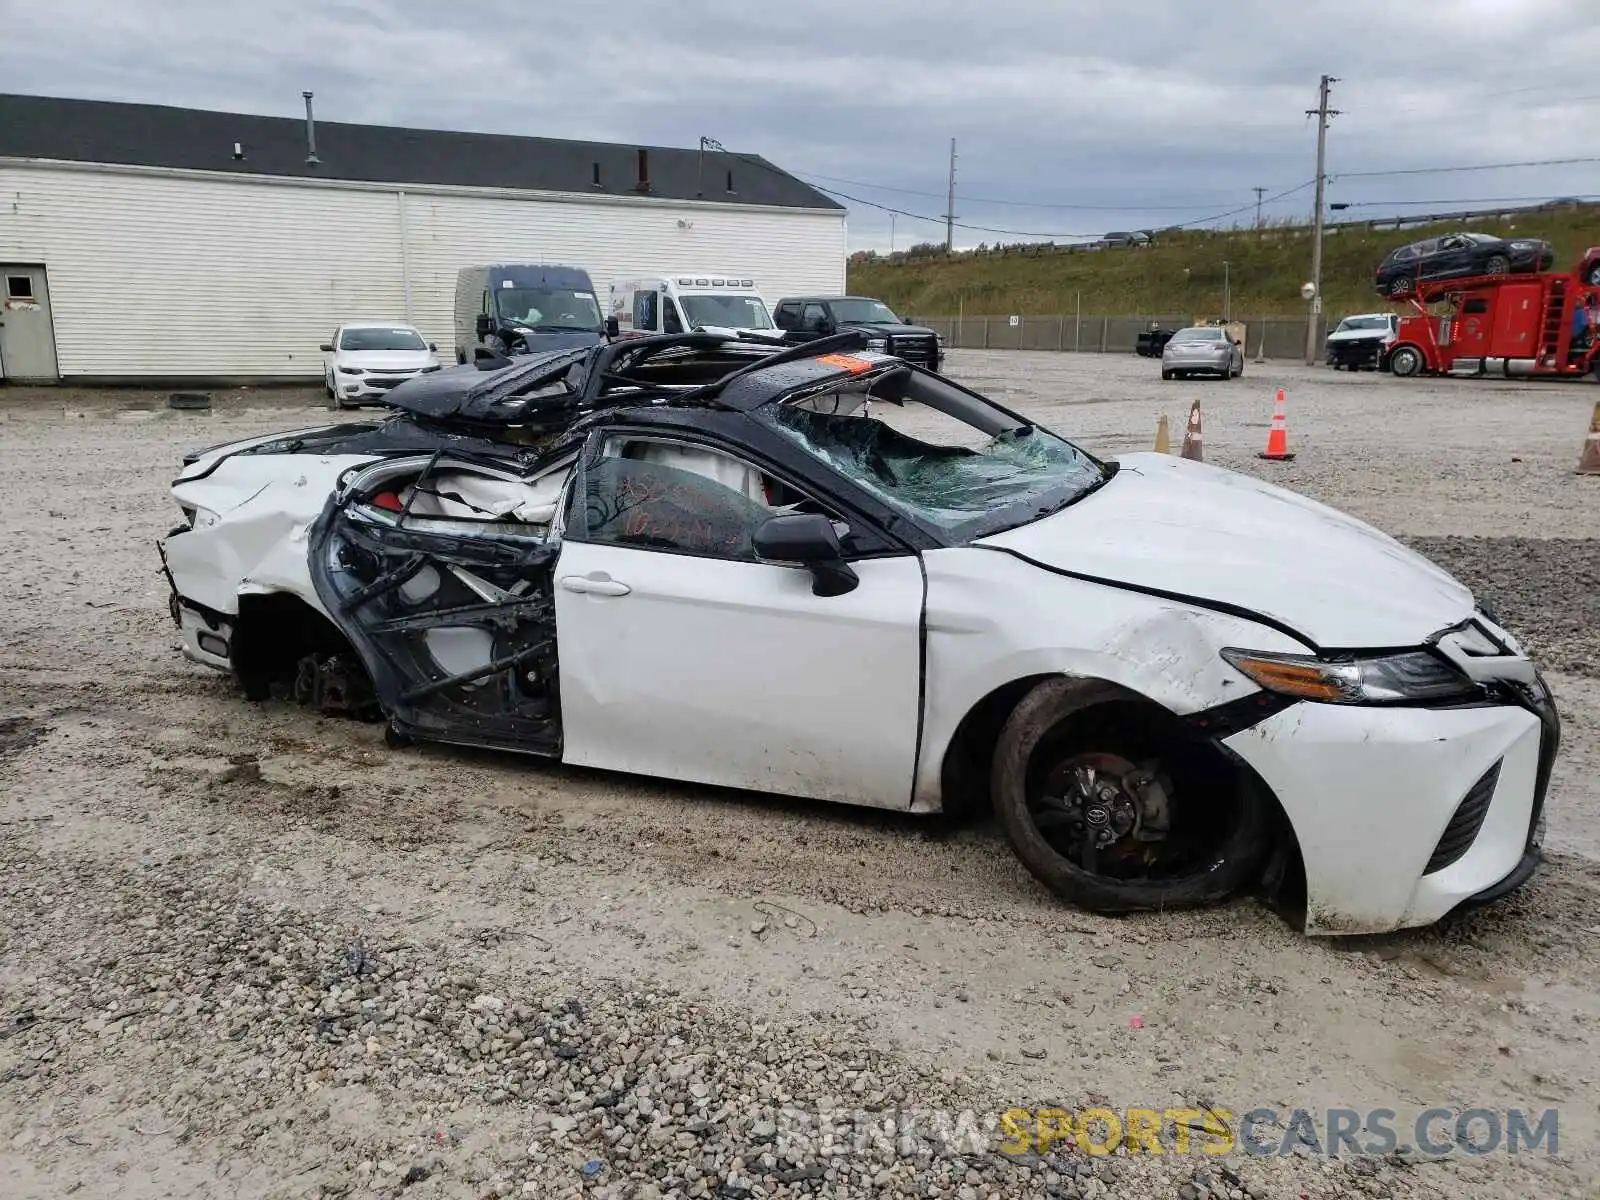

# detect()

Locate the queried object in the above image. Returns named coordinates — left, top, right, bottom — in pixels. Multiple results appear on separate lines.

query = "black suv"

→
left=773, top=296, right=944, bottom=370
left=1374, top=232, right=1553, bottom=297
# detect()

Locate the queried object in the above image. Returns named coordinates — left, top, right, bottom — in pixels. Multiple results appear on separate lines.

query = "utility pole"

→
left=889, top=212, right=897, bottom=255
left=1253, top=186, right=1267, bottom=229
left=1304, top=75, right=1340, bottom=365
left=943, top=138, right=957, bottom=254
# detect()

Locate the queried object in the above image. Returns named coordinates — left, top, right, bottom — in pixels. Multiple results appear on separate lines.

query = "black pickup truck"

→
left=1135, top=324, right=1176, bottom=357
left=773, top=296, right=944, bottom=371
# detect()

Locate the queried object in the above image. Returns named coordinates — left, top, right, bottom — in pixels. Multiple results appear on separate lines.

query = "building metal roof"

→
left=0, top=93, right=842, bottom=211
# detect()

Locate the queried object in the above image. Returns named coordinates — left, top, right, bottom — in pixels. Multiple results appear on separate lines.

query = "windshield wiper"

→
left=1031, top=461, right=1121, bottom=519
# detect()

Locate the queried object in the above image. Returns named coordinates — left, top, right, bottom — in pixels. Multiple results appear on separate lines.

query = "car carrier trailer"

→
left=1385, top=247, right=1600, bottom=381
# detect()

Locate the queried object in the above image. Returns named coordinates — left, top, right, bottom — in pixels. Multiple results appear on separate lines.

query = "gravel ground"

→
left=2, top=354, right=1599, bottom=1200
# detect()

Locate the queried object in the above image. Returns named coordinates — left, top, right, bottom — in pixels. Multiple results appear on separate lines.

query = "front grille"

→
left=889, top=335, right=937, bottom=363
left=1425, top=761, right=1501, bottom=874
left=367, top=373, right=417, bottom=390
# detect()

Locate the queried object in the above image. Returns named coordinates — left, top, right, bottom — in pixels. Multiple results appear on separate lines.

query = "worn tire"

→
left=990, top=678, right=1272, bottom=913
left=1485, top=254, right=1510, bottom=276
left=1161, top=369, right=1174, bottom=381
left=1388, top=276, right=1414, bottom=298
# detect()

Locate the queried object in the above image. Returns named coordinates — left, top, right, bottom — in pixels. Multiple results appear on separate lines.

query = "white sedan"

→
left=320, top=321, right=442, bottom=407
left=158, top=334, right=1559, bottom=935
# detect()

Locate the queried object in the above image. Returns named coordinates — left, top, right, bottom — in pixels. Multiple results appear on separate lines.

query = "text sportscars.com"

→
left=764, top=1105, right=1560, bottom=1160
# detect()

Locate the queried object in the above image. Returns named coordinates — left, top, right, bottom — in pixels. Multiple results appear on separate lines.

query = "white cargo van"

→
left=609, top=275, right=778, bottom=338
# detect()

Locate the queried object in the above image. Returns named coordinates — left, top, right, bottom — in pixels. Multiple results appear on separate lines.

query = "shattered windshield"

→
left=769, top=375, right=1107, bottom=540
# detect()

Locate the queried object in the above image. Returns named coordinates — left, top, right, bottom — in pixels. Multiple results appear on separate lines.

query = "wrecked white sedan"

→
left=159, top=333, right=1559, bottom=935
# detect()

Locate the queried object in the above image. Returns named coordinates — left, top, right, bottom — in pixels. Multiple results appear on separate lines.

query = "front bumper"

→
left=1326, top=338, right=1387, bottom=367
left=337, top=370, right=433, bottom=399
left=1225, top=681, right=1557, bottom=934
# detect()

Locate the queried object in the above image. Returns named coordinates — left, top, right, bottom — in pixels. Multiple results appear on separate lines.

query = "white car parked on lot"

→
left=158, top=334, right=1558, bottom=936
left=321, top=322, right=442, bottom=408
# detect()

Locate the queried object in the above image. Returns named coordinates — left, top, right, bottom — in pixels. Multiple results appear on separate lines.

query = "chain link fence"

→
left=907, top=314, right=1331, bottom=359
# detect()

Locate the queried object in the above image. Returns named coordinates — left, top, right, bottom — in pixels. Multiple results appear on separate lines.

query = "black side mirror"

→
left=753, top=513, right=858, bottom=597
left=1234, top=338, right=1243, bottom=347
left=475, top=314, right=494, bottom=337
left=428, top=342, right=438, bottom=352
left=320, top=343, right=333, bottom=352
left=809, top=317, right=835, bottom=335
left=604, top=316, right=620, bottom=338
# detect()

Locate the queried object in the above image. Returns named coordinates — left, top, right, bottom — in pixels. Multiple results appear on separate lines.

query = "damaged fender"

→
left=912, top=545, right=1308, bottom=813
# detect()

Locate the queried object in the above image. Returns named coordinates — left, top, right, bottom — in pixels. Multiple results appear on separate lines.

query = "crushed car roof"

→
left=378, top=332, right=901, bottom=431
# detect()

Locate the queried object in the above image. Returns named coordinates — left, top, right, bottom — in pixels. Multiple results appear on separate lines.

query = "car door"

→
left=1434, top=236, right=1473, bottom=280
left=323, top=327, right=340, bottom=381
left=552, top=428, right=926, bottom=809
left=307, top=453, right=575, bottom=755
left=1408, top=239, right=1442, bottom=282
left=801, top=302, right=831, bottom=338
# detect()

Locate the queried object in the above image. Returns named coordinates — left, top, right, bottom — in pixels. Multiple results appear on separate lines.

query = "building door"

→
left=0, top=266, right=61, bottom=383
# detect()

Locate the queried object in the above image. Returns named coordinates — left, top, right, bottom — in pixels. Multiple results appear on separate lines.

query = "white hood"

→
left=1327, top=328, right=1391, bottom=344
left=978, top=452, right=1474, bottom=648
left=335, top=349, right=435, bottom=371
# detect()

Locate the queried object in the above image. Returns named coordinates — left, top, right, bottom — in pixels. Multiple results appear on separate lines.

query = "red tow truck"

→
left=1384, top=247, right=1600, bottom=380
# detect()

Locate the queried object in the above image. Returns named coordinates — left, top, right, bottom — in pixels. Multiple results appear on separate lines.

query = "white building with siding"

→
left=0, top=94, right=847, bottom=384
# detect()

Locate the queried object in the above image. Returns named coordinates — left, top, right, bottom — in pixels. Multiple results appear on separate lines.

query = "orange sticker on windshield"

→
left=815, top=353, right=874, bottom=374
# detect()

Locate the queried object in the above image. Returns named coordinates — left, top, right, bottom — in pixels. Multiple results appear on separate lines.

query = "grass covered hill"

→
left=847, top=207, right=1600, bottom=319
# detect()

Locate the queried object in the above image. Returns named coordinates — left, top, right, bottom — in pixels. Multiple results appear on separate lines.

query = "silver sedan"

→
left=1161, top=327, right=1244, bottom=380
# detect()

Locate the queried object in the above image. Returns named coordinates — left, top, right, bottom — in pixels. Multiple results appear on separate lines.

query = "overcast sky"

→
left=4, top=0, right=1598, bottom=250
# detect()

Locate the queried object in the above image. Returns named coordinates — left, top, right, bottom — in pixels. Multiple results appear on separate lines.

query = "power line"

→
left=800, top=149, right=1600, bottom=221
left=1340, top=194, right=1600, bottom=208
left=812, top=178, right=1315, bottom=242
left=1336, top=155, right=1600, bottom=179
left=795, top=170, right=1259, bottom=211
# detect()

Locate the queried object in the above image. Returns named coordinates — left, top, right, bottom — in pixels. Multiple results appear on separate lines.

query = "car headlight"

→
left=865, top=338, right=888, bottom=351
left=337, top=366, right=364, bottom=375
left=1509, top=241, right=1533, bottom=251
left=1220, top=647, right=1477, bottom=704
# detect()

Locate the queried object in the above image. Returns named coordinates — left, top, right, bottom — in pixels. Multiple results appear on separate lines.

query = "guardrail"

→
left=854, top=200, right=1595, bottom=265
left=907, top=314, right=1328, bottom=359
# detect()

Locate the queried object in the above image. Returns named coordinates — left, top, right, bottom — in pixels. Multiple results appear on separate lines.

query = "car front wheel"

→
left=1485, top=254, right=1510, bottom=276
left=1388, top=276, right=1414, bottom=297
left=991, top=680, right=1273, bottom=914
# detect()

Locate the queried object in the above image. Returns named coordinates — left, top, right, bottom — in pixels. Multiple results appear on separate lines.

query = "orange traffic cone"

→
left=1259, top=387, right=1295, bottom=461
left=1154, top=414, right=1172, bottom=454
left=1577, top=401, right=1600, bottom=475
left=1180, top=400, right=1203, bottom=461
